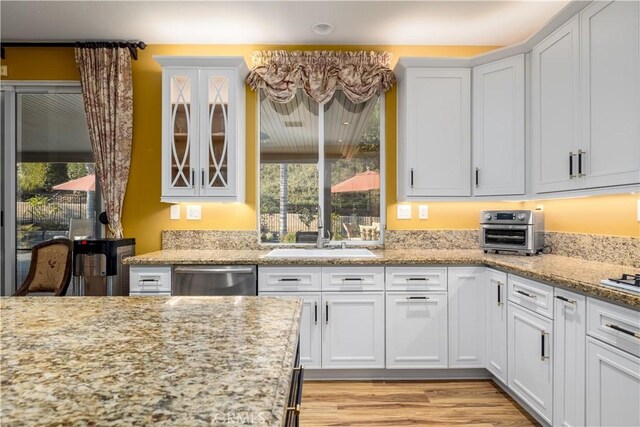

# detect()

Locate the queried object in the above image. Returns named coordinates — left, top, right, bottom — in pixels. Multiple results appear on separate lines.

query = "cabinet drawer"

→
left=258, top=267, right=321, bottom=292
left=508, top=274, right=554, bottom=319
left=587, top=298, right=640, bottom=358
left=385, top=267, right=447, bottom=291
left=130, top=266, right=172, bottom=294
left=322, top=267, right=384, bottom=291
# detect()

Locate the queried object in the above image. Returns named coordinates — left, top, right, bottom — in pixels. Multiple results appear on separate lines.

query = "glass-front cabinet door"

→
left=200, top=69, right=236, bottom=197
left=157, top=56, right=246, bottom=203
left=163, top=68, right=199, bottom=197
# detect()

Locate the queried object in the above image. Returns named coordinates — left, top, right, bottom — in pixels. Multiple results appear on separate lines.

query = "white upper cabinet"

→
left=472, top=55, right=525, bottom=196
left=580, top=0, right=640, bottom=189
left=531, top=17, right=581, bottom=194
left=398, top=68, right=471, bottom=198
left=532, top=1, right=640, bottom=194
left=156, top=56, right=247, bottom=203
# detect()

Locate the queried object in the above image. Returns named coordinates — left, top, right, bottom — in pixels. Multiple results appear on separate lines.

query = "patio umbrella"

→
left=331, top=170, right=380, bottom=193
left=53, top=174, right=96, bottom=192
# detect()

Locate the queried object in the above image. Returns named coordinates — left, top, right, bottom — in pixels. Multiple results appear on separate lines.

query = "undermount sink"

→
left=264, top=248, right=377, bottom=258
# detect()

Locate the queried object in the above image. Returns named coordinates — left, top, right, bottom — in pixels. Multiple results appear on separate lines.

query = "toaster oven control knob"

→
left=517, top=213, right=526, bottom=221
left=484, top=213, right=492, bottom=221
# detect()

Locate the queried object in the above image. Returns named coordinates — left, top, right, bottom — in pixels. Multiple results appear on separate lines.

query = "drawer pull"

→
left=541, top=331, right=549, bottom=360
left=555, top=295, right=576, bottom=305
left=515, top=289, right=537, bottom=299
left=285, top=404, right=301, bottom=415
left=605, top=323, right=640, bottom=339
left=407, top=277, right=429, bottom=281
left=314, top=302, right=317, bottom=324
left=406, top=296, right=429, bottom=300
left=279, top=278, right=301, bottom=282
left=342, top=277, right=364, bottom=283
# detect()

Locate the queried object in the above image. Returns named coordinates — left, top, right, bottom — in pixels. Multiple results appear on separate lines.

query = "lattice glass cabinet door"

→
left=164, top=69, right=199, bottom=196
left=200, top=69, right=236, bottom=197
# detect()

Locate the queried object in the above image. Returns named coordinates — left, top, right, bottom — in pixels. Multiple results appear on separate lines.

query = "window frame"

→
left=256, top=90, right=386, bottom=247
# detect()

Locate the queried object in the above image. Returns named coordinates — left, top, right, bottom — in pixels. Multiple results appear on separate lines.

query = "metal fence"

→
left=16, top=192, right=87, bottom=228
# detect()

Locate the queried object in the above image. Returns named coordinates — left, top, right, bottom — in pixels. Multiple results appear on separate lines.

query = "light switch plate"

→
left=637, top=199, right=640, bottom=222
left=170, top=204, right=181, bottom=220
left=186, top=205, right=201, bottom=220
left=0, top=65, right=7, bottom=77
left=418, top=205, right=429, bottom=219
left=397, top=204, right=412, bottom=220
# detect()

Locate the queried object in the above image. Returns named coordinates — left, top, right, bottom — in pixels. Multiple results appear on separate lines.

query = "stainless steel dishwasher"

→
left=172, top=265, right=257, bottom=296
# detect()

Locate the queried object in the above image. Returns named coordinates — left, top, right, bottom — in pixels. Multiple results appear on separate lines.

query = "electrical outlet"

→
left=418, top=205, right=429, bottom=219
left=637, top=199, right=640, bottom=222
left=0, top=66, right=7, bottom=77
left=397, top=205, right=412, bottom=220
left=170, top=205, right=181, bottom=220
left=186, top=205, right=201, bottom=220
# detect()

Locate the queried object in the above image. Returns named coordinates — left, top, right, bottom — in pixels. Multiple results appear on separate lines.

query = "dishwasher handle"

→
left=174, top=266, right=255, bottom=274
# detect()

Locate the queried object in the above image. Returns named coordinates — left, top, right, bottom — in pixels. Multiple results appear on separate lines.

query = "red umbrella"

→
left=53, top=174, right=96, bottom=191
left=331, top=170, right=380, bottom=193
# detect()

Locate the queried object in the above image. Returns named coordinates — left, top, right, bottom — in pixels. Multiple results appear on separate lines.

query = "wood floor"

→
left=300, top=380, right=539, bottom=426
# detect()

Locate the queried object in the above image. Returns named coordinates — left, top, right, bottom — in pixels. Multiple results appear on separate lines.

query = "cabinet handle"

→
left=279, top=278, right=301, bottom=282
left=406, top=296, right=429, bottom=300
left=410, top=168, right=414, bottom=188
left=314, top=302, right=317, bottom=324
left=201, top=168, right=205, bottom=188
left=407, top=277, right=429, bottom=282
left=475, top=167, right=479, bottom=188
left=191, top=168, right=195, bottom=186
left=605, top=323, right=640, bottom=339
left=555, top=295, right=576, bottom=305
left=515, top=289, right=537, bottom=299
left=497, top=281, right=503, bottom=306
left=326, top=302, right=329, bottom=324
left=578, top=149, right=585, bottom=177
left=541, top=331, right=549, bottom=360
left=342, top=277, right=364, bottom=283
left=569, top=152, right=576, bottom=178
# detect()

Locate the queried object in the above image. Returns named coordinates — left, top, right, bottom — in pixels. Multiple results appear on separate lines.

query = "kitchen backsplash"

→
left=161, top=229, right=639, bottom=268
left=162, top=230, right=259, bottom=250
left=545, top=231, right=639, bottom=269
left=384, top=230, right=480, bottom=250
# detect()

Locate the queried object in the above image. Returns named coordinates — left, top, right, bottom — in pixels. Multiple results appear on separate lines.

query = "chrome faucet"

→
left=316, top=204, right=331, bottom=248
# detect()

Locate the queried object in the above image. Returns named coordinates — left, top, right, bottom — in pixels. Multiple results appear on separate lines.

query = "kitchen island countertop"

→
left=0, top=296, right=302, bottom=426
left=124, top=249, right=640, bottom=308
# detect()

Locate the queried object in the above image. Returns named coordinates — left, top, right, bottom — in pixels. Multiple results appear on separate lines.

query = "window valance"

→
left=246, top=50, right=396, bottom=104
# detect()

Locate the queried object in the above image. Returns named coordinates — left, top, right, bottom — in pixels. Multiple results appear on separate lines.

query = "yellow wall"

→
left=3, top=45, right=638, bottom=253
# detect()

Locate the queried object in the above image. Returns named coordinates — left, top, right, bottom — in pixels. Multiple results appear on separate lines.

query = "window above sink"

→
left=258, top=89, right=385, bottom=247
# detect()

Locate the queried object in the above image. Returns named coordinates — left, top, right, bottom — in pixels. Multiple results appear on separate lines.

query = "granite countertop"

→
left=124, top=249, right=640, bottom=308
left=0, top=296, right=302, bottom=426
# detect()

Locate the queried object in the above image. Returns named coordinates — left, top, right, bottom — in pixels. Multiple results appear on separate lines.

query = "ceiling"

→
left=1, top=1, right=570, bottom=46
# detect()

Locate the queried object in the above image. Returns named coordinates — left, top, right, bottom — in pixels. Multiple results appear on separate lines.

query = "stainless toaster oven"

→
left=480, top=210, right=544, bottom=255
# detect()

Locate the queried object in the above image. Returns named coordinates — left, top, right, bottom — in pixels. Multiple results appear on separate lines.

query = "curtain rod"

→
left=0, top=41, right=147, bottom=60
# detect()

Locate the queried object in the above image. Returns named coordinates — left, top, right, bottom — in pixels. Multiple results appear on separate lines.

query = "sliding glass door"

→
left=1, top=84, right=99, bottom=295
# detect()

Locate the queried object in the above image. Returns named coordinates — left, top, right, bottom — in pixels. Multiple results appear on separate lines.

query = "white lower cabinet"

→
left=586, top=337, right=640, bottom=427
left=485, top=269, right=508, bottom=383
left=386, top=292, right=448, bottom=369
left=322, top=292, right=385, bottom=369
left=448, top=267, right=485, bottom=368
left=553, top=289, right=586, bottom=427
left=508, top=302, right=554, bottom=423
left=267, top=292, right=322, bottom=369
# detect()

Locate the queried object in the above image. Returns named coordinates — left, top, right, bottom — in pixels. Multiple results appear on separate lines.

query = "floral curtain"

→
left=246, top=50, right=396, bottom=104
left=75, top=46, right=133, bottom=238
